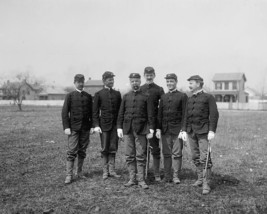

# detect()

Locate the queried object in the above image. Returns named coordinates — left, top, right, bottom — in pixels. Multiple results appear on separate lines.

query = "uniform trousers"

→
left=100, top=125, right=118, bottom=155
left=162, top=134, right=183, bottom=159
left=188, top=131, right=212, bottom=169
left=67, top=130, right=90, bottom=161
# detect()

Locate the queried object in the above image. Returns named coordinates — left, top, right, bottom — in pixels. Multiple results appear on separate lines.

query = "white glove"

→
left=117, top=128, right=123, bottom=138
left=178, top=131, right=183, bottom=139
left=94, top=127, right=102, bottom=133
left=146, top=129, right=154, bottom=139
left=90, top=128, right=95, bottom=134
left=181, top=131, right=188, bottom=142
left=156, top=129, right=161, bottom=139
left=208, top=131, right=215, bottom=141
left=64, top=128, right=71, bottom=135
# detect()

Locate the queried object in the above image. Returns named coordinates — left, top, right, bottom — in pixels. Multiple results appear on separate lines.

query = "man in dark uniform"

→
left=62, top=74, right=93, bottom=184
left=181, top=75, right=219, bottom=194
left=156, top=73, right=187, bottom=184
left=93, top=71, right=122, bottom=180
left=140, top=66, right=164, bottom=181
left=117, top=73, right=155, bottom=189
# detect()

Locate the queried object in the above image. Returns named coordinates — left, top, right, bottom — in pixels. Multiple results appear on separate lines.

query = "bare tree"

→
left=2, top=72, right=43, bottom=110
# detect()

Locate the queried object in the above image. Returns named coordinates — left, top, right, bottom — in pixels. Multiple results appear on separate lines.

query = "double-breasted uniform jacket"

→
left=157, top=90, right=188, bottom=135
left=93, top=88, right=122, bottom=132
left=183, top=91, right=219, bottom=134
left=117, top=90, right=155, bottom=135
left=140, top=83, right=164, bottom=118
left=62, top=90, right=93, bottom=131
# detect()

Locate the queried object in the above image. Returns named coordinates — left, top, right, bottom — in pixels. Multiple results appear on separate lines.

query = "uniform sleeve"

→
left=180, top=93, right=188, bottom=131
left=89, top=95, right=93, bottom=128
left=209, top=95, right=219, bottom=132
left=92, top=92, right=100, bottom=127
left=117, top=91, right=122, bottom=112
left=61, top=93, right=71, bottom=130
left=157, top=96, right=163, bottom=130
left=160, top=87, right=165, bottom=96
left=147, top=96, right=156, bottom=130
left=117, top=95, right=126, bottom=129
left=181, top=96, right=188, bottom=132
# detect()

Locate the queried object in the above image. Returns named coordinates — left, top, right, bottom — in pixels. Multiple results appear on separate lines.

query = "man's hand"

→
left=156, top=129, right=161, bottom=139
left=117, top=128, right=123, bottom=138
left=90, top=128, right=94, bottom=134
left=64, top=128, right=71, bottom=135
left=181, top=131, right=188, bottom=142
left=146, top=129, right=154, bottom=139
left=208, top=131, right=215, bottom=141
left=94, top=127, right=102, bottom=133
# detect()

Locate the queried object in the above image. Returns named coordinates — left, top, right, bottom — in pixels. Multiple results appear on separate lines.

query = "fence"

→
left=0, top=100, right=64, bottom=106
left=217, top=101, right=267, bottom=111
left=1, top=100, right=267, bottom=110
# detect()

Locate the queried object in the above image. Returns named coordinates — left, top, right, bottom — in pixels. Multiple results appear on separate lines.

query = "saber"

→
left=145, top=139, right=151, bottom=179
left=203, top=141, right=211, bottom=179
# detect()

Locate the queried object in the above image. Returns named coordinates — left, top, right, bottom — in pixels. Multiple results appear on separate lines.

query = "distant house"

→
left=84, top=78, right=103, bottom=96
left=39, top=86, right=66, bottom=100
left=245, top=87, right=261, bottom=100
left=0, top=88, right=4, bottom=100
left=211, top=73, right=248, bottom=103
left=1, top=80, right=41, bottom=100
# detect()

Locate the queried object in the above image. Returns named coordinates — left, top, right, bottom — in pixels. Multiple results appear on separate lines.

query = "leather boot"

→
left=203, top=168, right=212, bottom=195
left=102, top=154, right=109, bottom=180
left=76, top=157, right=86, bottom=179
left=109, top=154, right=121, bottom=178
left=137, top=164, right=148, bottom=189
left=192, top=166, right=203, bottom=187
left=153, top=157, right=161, bottom=181
left=65, top=160, right=74, bottom=184
left=162, top=157, right=172, bottom=183
left=124, top=162, right=137, bottom=187
left=173, top=157, right=182, bottom=184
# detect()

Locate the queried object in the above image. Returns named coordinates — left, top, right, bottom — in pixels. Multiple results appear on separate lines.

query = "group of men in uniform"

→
left=61, top=66, right=219, bottom=195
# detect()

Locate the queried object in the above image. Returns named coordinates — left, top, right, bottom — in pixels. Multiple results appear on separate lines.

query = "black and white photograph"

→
left=1, top=0, right=267, bottom=213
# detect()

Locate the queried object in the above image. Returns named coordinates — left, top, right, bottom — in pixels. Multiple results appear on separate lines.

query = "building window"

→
left=215, top=82, right=222, bottom=90
left=225, top=82, right=229, bottom=90
left=232, top=81, right=237, bottom=90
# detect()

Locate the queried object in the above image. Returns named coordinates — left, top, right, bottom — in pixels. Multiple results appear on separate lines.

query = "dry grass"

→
left=0, top=106, right=267, bottom=214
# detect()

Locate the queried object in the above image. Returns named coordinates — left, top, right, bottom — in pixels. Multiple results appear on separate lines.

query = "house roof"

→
left=212, top=73, right=246, bottom=82
left=84, top=79, right=103, bottom=86
left=39, top=86, right=66, bottom=95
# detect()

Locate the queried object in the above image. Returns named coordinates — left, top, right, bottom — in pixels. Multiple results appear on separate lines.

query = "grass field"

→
left=1, top=105, right=267, bottom=214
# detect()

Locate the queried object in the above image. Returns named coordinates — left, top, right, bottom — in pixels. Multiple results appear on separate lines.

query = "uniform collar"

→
left=104, top=86, right=112, bottom=90
left=169, top=88, right=177, bottom=93
left=193, top=89, right=203, bottom=96
left=146, top=82, right=154, bottom=87
left=75, top=88, right=83, bottom=93
left=132, top=89, right=141, bottom=93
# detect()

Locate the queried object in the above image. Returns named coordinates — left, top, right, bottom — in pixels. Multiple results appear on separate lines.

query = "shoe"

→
left=109, top=171, right=121, bottom=178
left=138, top=181, right=149, bottom=189
left=65, top=175, right=72, bottom=184
left=155, top=176, right=161, bottom=182
left=161, top=178, right=172, bottom=183
left=124, top=180, right=136, bottom=187
left=173, top=177, right=181, bottom=184
left=103, top=173, right=109, bottom=180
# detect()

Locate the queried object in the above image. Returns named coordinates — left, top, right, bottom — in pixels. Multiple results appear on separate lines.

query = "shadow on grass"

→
left=212, top=173, right=240, bottom=187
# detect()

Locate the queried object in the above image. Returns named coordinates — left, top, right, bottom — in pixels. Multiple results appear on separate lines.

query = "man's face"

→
left=166, top=79, right=177, bottom=91
left=130, top=78, right=141, bottom=90
left=144, top=73, right=155, bottom=84
left=103, top=77, right=114, bottom=88
left=74, top=80, right=84, bottom=90
left=189, top=80, right=200, bottom=92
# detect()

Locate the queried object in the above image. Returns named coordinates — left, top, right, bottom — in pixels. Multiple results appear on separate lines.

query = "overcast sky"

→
left=1, top=0, right=267, bottom=92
